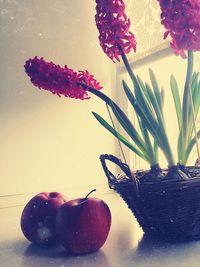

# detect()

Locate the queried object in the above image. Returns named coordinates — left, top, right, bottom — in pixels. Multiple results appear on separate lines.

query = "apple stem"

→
left=84, top=189, right=96, bottom=200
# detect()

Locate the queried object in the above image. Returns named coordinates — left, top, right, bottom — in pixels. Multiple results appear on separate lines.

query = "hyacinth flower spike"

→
left=24, top=57, right=103, bottom=100
left=95, top=0, right=136, bottom=62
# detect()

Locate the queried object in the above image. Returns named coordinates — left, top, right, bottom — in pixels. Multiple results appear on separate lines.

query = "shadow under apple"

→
left=22, top=243, right=110, bottom=267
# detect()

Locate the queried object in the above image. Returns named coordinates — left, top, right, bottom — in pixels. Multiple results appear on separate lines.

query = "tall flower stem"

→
left=184, top=50, right=200, bottom=161
left=119, top=45, right=135, bottom=81
left=189, top=90, right=200, bottom=160
left=182, top=50, right=194, bottom=151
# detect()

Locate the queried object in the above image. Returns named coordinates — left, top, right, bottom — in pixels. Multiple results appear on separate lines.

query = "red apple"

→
left=21, top=192, right=67, bottom=245
left=55, top=189, right=111, bottom=254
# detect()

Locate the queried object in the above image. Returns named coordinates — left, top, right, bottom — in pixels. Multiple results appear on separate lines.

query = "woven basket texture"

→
left=111, top=175, right=200, bottom=241
left=100, top=154, right=200, bottom=242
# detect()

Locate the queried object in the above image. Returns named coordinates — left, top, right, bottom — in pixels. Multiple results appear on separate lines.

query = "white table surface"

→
left=1, top=192, right=200, bottom=267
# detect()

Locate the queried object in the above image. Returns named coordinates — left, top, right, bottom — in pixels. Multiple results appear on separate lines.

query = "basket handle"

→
left=100, top=154, right=133, bottom=184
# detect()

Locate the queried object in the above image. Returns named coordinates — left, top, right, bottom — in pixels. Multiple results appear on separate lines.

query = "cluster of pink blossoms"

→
left=158, top=0, right=200, bottom=57
left=24, top=57, right=102, bottom=100
left=95, top=0, right=136, bottom=61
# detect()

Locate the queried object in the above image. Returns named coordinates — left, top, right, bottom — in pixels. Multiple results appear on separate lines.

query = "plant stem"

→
left=182, top=50, right=194, bottom=151
left=120, top=47, right=135, bottom=81
left=189, top=79, right=200, bottom=159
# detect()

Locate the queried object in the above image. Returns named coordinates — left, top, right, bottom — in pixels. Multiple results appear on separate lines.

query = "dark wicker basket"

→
left=100, top=154, right=200, bottom=242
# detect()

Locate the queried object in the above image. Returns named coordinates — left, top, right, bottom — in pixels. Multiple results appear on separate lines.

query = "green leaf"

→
left=149, top=68, right=162, bottom=110
left=161, top=87, right=165, bottom=105
left=183, top=130, right=200, bottom=165
left=153, top=140, right=158, bottom=162
left=182, top=50, right=194, bottom=151
left=88, top=86, right=151, bottom=160
left=145, top=82, right=165, bottom=127
left=128, top=77, right=157, bottom=126
left=88, top=86, right=150, bottom=156
left=188, top=73, right=200, bottom=140
left=137, top=115, right=158, bottom=166
left=123, top=80, right=175, bottom=166
left=135, top=76, right=160, bottom=164
left=177, top=129, right=183, bottom=164
left=122, top=80, right=159, bottom=140
left=137, top=75, right=151, bottom=103
left=92, top=112, right=150, bottom=163
left=170, top=74, right=182, bottom=130
left=191, top=72, right=199, bottom=89
left=177, top=71, right=200, bottom=164
left=109, top=101, right=149, bottom=156
left=190, top=73, right=199, bottom=117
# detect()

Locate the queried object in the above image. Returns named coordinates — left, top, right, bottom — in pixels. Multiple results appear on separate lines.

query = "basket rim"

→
left=109, top=172, right=200, bottom=192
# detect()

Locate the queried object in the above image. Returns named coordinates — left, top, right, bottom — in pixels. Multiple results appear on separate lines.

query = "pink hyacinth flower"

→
left=157, top=0, right=200, bottom=57
left=24, top=57, right=102, bottom=100
left=95, top=0, right=136, bottom=62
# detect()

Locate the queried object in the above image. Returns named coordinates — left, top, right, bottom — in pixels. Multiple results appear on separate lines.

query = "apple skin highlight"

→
left=55, top=197, right=111, bottom=254
left=21, top=192, right=67, bottom=245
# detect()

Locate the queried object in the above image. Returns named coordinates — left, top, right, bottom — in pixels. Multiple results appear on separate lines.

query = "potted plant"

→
left=24, top=0, right=200, bottom=242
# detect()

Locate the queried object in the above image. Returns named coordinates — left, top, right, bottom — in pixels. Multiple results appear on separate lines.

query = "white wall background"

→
left=0, top=0, right=117, bottom=196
